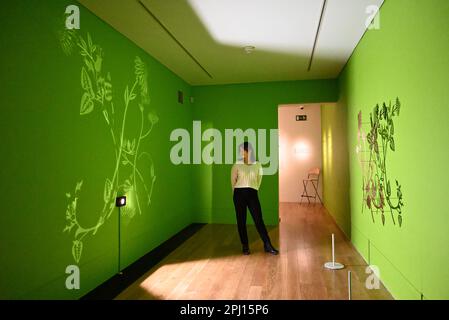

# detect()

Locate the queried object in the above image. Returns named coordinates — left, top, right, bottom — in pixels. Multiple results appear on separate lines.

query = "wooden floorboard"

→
left=115, top=203, right=393, bottom=300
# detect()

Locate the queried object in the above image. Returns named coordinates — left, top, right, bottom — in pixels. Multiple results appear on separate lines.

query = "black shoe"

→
left=264, top=243, right=279, bottom=255
left=242, top=245, right=250, bottom=255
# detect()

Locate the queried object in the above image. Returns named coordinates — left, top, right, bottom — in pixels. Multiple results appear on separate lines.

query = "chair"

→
left=300, top=167, right=323, bottom=205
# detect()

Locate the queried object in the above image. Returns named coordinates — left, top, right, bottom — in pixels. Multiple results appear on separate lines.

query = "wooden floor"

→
left=116, top=203, right=393, bottom=300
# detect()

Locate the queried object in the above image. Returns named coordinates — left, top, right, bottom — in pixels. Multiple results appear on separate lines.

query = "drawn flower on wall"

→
left=148, top=112, right=159, bottom=125
left=58, top=25, right=159, bottom=264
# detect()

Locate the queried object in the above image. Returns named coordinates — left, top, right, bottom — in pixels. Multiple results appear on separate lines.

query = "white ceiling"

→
left=78, top=0, right=384, bottom=85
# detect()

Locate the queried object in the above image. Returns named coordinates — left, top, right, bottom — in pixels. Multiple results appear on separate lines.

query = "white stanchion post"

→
left=324, top=233, right=345, bottom=270
left=332, top=234, right=335, bottom=266
left=348, top=271, right=352, bottom=300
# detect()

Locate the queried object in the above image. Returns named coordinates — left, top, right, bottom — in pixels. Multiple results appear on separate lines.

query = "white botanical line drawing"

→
left=59, top=25, right=159, bottom=263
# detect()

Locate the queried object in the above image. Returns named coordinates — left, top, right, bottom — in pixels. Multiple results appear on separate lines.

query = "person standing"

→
left=231, top=142, right=279, bottom=255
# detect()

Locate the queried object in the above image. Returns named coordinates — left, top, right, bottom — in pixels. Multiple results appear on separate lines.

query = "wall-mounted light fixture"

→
left=116, top=195, right=126, bottom=275
left=294, top=142, right=310, bottom=160
left=116, top=196, right=127, bottom=207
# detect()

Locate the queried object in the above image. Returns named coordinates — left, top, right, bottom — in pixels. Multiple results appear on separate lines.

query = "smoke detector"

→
left=243, top=46, right=256, bottom=54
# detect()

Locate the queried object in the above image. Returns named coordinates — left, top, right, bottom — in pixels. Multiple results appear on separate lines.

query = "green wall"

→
left=338, top=0, right=449, bottom=299
left=0, top=1, right=193, bottom=299
left=191, top=80, right=338, bottom=225
left=0, top=1, right=338, bottom=299
left=321, top=103, right=351, bottom=237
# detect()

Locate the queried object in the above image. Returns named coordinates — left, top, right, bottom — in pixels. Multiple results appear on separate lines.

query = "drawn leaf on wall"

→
left=63, top=223, right=74, bottom=233
left=72, top=240, right=83, bottom=263
left=65, top=197, right=77, bottom=221
left=150, top=164, right=155, bottom=177
left=95, top=55, right=102, bottom=73
left=79, top=37, right=88, bottom=53
left=103, top=110, right=110, bottom=125
left=398, top=214, right=402, bottom=227
left=382, top=103, right=387, bottom=119
left=81, top=67, right=94, bottom=97
left=87, top=33, right=93, bottom=51
left=84, top=58, right=94, bottom=73
left=104, top=82, right=112, bottom=102
left=124, top=86, right=129, bottom=104
left=134, top=56, right=145, bottom=77
left=367, top=196, right=372, bottom=209
left=379, top=190, right=385, bottom=208
left=104, top=179, right=113, bottom=203
left=75, top=180, right=83, bottom=193
left=80, top=93, right=94, bottom=115
left=390, top=137, right=395, bottom=151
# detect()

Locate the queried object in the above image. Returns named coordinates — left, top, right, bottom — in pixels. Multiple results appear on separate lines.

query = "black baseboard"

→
left=81, top=223, right=206, bottom=300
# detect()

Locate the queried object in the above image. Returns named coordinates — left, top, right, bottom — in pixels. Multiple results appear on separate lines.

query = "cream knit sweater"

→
left=231, top=160, right=263, bottom=191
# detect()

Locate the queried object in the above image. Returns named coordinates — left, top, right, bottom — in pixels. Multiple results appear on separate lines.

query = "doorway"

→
left=278, top=104, right=323, bottom=205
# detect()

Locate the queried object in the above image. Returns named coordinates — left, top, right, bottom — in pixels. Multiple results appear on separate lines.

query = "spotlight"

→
left=116, top=196, right=126, bottom=207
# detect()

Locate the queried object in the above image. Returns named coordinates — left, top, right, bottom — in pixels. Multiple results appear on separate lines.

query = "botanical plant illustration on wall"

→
left=59, top=25, right=159, bottom=263
left=356, top=98, right=404, bottom=226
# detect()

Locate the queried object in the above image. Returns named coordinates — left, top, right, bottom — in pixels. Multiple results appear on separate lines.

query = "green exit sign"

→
left=296, top=115, right=307, bottom=121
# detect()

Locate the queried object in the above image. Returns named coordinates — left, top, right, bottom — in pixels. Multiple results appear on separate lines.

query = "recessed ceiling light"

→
left=243, top=46, right=256, bottom=54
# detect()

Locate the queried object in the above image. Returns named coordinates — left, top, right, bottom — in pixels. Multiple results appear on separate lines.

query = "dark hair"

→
left=239, top=141, right=256, bottom=162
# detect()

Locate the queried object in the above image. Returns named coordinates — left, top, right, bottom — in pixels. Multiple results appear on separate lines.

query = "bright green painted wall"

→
left=191, top=80, right=338, bottom=225
left=339, top=0, right=449, bottom=299
left=321, top=103, right=351, bottom=237
left=0, top=1, right=193, bottom=299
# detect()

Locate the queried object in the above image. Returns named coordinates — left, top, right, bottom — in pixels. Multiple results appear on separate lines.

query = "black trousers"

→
left=233, top=187, right=271, bottom=246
